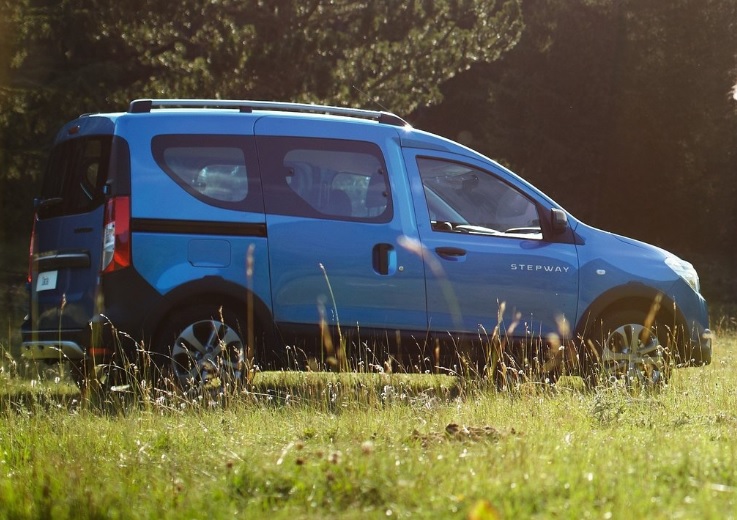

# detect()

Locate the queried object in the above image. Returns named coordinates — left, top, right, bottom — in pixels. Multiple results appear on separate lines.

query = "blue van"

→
left=21, top=99, right=711, bottom=391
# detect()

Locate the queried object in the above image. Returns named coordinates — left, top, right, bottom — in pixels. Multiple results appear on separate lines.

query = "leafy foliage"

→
left=3, top=0, right=524, bottom=133
left=0, top=0, right=523, bottom=241
left=417, top=0, right=737, bottom=270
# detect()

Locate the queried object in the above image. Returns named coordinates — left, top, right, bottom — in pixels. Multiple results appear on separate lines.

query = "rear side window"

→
left=38, top=136, right=112, bottom=219
left=257, top=137, right=392, bottom=222
left=152, top=135, right=262, bottom=211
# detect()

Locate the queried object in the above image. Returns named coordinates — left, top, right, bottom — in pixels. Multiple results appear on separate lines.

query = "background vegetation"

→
left=1, top=0, right=736, bottom=307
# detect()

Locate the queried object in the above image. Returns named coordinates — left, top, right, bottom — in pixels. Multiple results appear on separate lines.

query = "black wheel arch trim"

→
left=574, top=282, right=685, bottom=337
left=147, top=275, right=275, bottom=346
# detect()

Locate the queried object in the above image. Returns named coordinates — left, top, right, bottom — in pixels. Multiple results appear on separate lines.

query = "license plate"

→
left=36, top=271, right=58, bottom=292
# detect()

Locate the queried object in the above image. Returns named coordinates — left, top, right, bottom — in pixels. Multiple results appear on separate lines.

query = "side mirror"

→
left=551, top=208, right=568, bottom=234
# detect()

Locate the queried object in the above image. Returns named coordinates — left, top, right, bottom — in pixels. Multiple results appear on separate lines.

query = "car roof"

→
left=56, top=99, right=475, bottom=158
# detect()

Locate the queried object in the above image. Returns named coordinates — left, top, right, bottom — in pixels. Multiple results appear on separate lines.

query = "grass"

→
left=0, top=236, right=27, bottom=361
left=0, top=328, right=735, bottom=519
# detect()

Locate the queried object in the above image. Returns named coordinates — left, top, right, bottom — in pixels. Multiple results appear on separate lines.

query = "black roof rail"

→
left=127, top=99, right=410, bottom=127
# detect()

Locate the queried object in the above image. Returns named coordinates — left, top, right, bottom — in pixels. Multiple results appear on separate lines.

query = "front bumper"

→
left=678, top=326, right=712, bottom=366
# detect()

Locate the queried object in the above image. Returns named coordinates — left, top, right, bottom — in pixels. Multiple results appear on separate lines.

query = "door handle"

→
left=435, top=246, right=467, bottom=259
left=372, top=243, right=395, bottom=275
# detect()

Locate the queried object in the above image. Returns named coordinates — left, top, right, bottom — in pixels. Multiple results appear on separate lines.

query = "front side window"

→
left=417, top=157, right=542, bottom=239
left=152, top=135, right=261, bottom=211
left=258, top=137, right=392, bottom=222
left=39, top=136, right=112, bottom=218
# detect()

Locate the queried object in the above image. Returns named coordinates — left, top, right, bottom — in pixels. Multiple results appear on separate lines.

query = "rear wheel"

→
left=586, top=309, right=672, bottom=387
left=70, top=355, right=134, bottom=408
left=154, top=304, right=251, bottom=396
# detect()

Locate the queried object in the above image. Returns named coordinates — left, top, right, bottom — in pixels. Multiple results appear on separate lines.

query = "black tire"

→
left=70, top=359, right=113, bottom=389
left=584, top=309, right=672, bottom=388
left=153, top=304, right=251, bottom=395
left=70, top=356, right=134, bottom=409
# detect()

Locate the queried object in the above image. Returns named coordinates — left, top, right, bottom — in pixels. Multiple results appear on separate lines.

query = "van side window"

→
left=417, top=157, right=542, bottom=239
left=152, top=135, right=261, bottom=211
left=38, top=136, right=112, bottom=219
left=258, top=137, right=392, bottom=222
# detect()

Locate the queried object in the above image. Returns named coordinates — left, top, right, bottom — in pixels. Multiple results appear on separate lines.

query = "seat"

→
left=365, top=171, right=388, bottom=216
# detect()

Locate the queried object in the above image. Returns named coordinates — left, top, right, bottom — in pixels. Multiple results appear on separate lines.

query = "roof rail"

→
left=127, top=99, right=410, bottom=127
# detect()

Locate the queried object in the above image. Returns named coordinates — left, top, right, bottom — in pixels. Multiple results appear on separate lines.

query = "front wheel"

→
left=154, top=305, right=250, bottom=396
left=585, top=309, right=672, bottom=387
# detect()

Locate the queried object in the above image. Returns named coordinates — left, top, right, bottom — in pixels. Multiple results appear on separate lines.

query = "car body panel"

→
left=253, top=116, right=428, bottom=335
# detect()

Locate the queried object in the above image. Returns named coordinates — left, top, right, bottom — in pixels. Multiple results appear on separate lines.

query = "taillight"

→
left=27, top=214, right=37, bottom=284
left=101, top=196, right=131, bottom=273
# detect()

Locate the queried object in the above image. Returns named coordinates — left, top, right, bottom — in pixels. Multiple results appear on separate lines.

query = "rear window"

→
left=257, top=137, right=392, bottom=222
left=38, top=136, right=112, bottom=219
left=152, top=135, right=262, bottom=211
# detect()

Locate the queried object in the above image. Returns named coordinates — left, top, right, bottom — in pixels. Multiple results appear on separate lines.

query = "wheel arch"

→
left=575, top=283, right=686, bottom=339
left=147, top=275, right=275, bottom=347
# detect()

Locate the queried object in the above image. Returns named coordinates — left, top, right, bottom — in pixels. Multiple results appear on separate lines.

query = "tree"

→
left=0, top=0, right=40, bottom=243
left=415, top=0, right=620, bottom=224
left=0, top=0, right=524, bottom=240
left=418, top=0, right=737, bottom=266
left=598, top=0, right=737, bottom=259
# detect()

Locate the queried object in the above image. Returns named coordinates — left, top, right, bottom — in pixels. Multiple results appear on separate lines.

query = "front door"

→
left=404, top=151, right=579, bottom=342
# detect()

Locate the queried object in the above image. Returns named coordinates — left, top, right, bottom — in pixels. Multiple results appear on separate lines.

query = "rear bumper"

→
left=20, top=267, right=162, bottom=363
left=19, top=324, right=88, bottom=361
left=20, top=310, right=136, bottom=363
left=20, top=340, right=86, bottom=360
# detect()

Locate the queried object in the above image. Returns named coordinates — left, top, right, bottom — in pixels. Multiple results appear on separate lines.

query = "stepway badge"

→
left=36, top=271, right=58, bottom=292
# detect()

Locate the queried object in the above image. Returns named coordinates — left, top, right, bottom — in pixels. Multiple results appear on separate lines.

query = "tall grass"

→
left=0, top=332, right=735, bottom=518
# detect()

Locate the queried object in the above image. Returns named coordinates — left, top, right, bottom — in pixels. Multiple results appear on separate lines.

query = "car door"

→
left=255, top=129, right=427, bottom=349
left=31, top=135, right=112, bottom=331
left=403, top=150, right=579, bottom=341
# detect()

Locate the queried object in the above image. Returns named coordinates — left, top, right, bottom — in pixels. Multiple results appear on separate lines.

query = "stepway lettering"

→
left=510, top=264, right=570, bottom=273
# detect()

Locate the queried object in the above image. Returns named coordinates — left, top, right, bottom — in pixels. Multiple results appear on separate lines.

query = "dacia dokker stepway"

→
left=21, top=99, right=712, bottom=392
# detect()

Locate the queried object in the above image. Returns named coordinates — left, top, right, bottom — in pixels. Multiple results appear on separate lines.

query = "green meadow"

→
left=0, top=328, right=735, bottom=519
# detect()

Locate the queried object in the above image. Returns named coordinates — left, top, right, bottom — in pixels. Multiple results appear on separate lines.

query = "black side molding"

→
left=131, top=218, right=267, bottom=237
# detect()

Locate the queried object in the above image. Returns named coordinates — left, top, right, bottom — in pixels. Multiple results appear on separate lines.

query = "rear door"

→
left=31, top=134, right=112, bottom=331
left=255, top=119, right=428, bottom=348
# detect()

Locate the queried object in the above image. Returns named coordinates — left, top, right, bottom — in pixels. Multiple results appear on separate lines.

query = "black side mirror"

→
left=551, top=208, right=568, bottom=234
